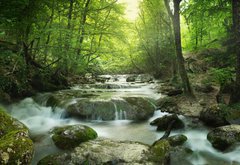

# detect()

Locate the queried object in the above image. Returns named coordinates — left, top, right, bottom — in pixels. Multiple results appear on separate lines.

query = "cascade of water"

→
left=8, top=98, right=71, bottom=135
left=5, top=75, right=240, bottom=165
left=114, top=109, right=127, bottom=120
left=119, top=109, right=123, bottom=120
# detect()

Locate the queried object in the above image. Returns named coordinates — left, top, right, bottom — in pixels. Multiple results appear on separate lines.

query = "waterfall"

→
left=114, top=108, right=126, bottom=120
left=8, top=98, right=70, bottom=135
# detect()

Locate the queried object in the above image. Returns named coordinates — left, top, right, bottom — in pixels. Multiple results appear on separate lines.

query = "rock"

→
left=151, top=135, right=190, bottom=164
left=67, top=99, right=117, bottom=120
left=126, top=75, right=137, bottom=82
left=122, top=97, right=155, bottom=121
left=51, top=124, right=98, bottom=150
left=167, top=89, right=183, bottom=96
left=168, top=147, right=193, bottom=165
left=166, top=135, right=188, bottom=147
left=149, top=139, right=171, bottom=163
left=199, top=105, right=230, bottom=127
left=207, top=124, right=240, bottom=151
left=156, top=97, right=179, bottom=114
left=152, top=134, right=187, bottom=147
left=194, top=84, right=214, bottom=93
left=67, top=97, right=155, bottom=121
left=150, top=114, right=184, bottom=131
left=46, top=95, right=61, bottom=107
left=38, top=138, right=158, bottom=164
left=43, top=90, right=98, bottom=108
left=137, top=74, right=154, bottom=83
left=0, top=108, right=34, bottom=164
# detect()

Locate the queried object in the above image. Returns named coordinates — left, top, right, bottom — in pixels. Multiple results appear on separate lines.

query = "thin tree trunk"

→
left=164, top=0, right=194, bottom=97
left=77, top=0, right=91, bottom=56
left=230, top=0, right=240, bottom=103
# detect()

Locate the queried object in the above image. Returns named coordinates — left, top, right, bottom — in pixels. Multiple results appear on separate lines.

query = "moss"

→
left=46, top=95, right=61, bottom=107
left=0, top=109, right=27, bottom=134
left=37, top=154, right=63, bottom=165
left=52, top=125, right=98, bottom=150
left=149, top=140, right=170, bottom=162
left=0, top=108, right=34, bottom=164
left=0, top=130, right=34, bottom=164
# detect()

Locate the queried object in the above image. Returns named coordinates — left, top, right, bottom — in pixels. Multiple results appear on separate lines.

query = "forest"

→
left=0, top=0, right=240, bottom=164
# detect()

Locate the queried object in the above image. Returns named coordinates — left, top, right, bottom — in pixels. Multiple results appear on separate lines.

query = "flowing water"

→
left=5, top=75, right=240, bottom=165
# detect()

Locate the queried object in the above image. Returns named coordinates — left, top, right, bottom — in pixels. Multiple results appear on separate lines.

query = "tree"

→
left=230, top=0, right=240, bottom=103
left=131, top=0, right=175, bottom=77
left=181, top=0, right=231, bottom=50
left=164, top=0, right=194, bottom=96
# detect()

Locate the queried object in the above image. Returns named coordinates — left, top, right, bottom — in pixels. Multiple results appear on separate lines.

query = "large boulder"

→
left=199, top=105, right=230, bottom=127
left=150, top=114, right=184, bottom=131
left=150, top=135, right=188, bottom=163
left=51, top=124, right=98, bottom=150
left=38, top=138, right=158, bottom=164
left=122, top=97, right=155, bottom=120
left=207, top=124, right=240, bottom=151
left=67, top=97, right=155, bottom=121
left=67, top=99, right=117, bottom=120
left=42, top=90, right=98, bottom=108
left=149, top=139, right=171, bottom=163
left=156, top=97, right=179, bottom=114
left=0, top=108, right=34, bottom=164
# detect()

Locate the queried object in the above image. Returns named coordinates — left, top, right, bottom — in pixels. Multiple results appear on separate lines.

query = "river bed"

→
left=6, top=75, right=240, bottom=164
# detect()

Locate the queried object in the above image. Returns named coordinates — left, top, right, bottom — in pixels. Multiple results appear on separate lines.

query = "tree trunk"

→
left=230, top=0, right=240, bottom=103
left=77, top=0, right=91, bottom=56
left=164, top=0, right=194, bottom=96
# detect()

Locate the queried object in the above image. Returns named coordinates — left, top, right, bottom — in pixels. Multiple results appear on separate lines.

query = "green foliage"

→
left=209, top=67, right=234, bottom=86
left=130, top=0, right=175, bottom=76
left=181, top=0, right=231, bottom=51
left=0, top=50, right=28, bottom=96
left=218, top=103, right=231, bottom=117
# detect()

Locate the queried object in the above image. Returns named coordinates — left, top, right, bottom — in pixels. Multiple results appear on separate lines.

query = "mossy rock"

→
left=37, top=154, right=63, bottom=165
left=0, top=108, right=34, bottom=164
left=207, top=125, right=240, bottom=151
left=46, top=95, right=61, bottom=107
left=67, top=99, right=116, bottom=120
left=149, top=139, right=171, bottom=163
left=166, top=134, right=188, bottom=147
left=51, top=124, right=98, bottom=149
left=123, top=97, right=155, bottom=121
left=200, top=105, right=230, bottom=127
left=150, top=114, right=184, bottom=131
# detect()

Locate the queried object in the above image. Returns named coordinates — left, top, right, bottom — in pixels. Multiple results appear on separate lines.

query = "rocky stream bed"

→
left=1, top=74, right=240, bottom=164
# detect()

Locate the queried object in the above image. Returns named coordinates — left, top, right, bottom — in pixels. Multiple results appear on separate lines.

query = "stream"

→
left=5, top=75, right=240, bottom=164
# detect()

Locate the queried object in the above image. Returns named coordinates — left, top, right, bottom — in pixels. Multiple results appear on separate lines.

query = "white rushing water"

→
left=6, top=75, right=240, bottom=165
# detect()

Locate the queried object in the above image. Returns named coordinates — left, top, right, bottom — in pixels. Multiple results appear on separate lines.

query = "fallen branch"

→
left=152, top=120, right=176, bottom=146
